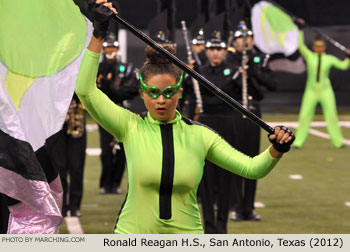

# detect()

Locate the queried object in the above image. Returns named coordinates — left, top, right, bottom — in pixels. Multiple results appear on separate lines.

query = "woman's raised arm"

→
left=75, top=2, right=139, bottom=142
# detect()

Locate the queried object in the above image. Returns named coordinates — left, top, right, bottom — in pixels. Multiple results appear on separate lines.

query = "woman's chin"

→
left=153, top=112, right=173, bottom=122
left=157, top=115, right=170, bottom=122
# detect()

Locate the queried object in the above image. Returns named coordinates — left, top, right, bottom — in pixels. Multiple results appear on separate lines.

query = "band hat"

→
left=202, top=13, right=227, bottom=48
left=191, top=29, right=205, bottom=45
left=103, top=33, right=119, bottom=47
left=148, top=10, right=175, bottom=46
left=153, top=30, right=172, bottom=44
left=192, top=38, right=205, bottom=45
left=205, top=31, right=227, bottom=49
left=233, top=29, right=254, bottom=40
left=103, top=40, right=119, bottom=47
left=190, top=14, right=206, bottom=44
left=205, top=39, right=227, bottom=49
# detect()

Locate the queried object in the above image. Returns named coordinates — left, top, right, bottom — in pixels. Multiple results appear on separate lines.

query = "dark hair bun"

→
left=145, top=44, right=176, bottom=64
left=314, top=34, right=324, bottom=42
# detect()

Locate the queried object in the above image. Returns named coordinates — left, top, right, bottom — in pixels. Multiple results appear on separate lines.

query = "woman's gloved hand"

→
left=268, top=126, right=295, bottom=153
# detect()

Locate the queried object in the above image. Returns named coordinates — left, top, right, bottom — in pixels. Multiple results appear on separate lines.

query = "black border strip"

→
left=159, top=124, right=175, bottom=220
left=0, top=130, right=46, bottom=181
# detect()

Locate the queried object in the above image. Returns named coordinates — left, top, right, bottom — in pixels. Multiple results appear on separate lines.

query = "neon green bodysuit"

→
left=75, top=49, right=280, bottom=234
left=294, top=31, right=350, bottom=148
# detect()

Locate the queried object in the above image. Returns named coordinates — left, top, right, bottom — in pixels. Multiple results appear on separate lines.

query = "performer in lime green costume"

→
left=294, top=30, right=350, bottom=148
left=75, top=0, right=294, bottom=234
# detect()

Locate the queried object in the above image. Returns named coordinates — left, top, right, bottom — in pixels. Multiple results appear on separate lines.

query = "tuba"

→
left=66, top=98, right=85, bottom=138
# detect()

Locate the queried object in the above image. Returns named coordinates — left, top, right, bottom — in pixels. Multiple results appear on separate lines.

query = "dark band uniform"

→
left=48, top=94, right=87, bottom=217
left=97, top=47, right=139, bottom=194
left=196, top=35, right=240, bottom=234
left=226, top=43, right=277, bottom=221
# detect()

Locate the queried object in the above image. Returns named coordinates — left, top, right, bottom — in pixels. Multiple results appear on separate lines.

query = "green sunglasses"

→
left=313, top=43, right=325, bottom=48
left=139, top=72, right=183, bottom=99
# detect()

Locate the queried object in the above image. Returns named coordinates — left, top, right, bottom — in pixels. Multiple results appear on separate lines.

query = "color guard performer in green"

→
left=75, top=0, right=295, bottom=234
left=294, top=19, right=350, bottom=148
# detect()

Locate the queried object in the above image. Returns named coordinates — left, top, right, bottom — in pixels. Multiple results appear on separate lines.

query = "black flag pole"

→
left=111, top=14, right=275, bottom=134
left=266, top=0, right=348, bottom=52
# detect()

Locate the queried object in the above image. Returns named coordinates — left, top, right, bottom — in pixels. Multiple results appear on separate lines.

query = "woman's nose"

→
left=156, top=95, right=166, bottom=104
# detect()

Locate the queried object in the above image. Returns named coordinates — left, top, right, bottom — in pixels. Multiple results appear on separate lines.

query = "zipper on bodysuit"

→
left=316, top=54, right=322, bottom=83
left=159, top=124, right=175, bottom=219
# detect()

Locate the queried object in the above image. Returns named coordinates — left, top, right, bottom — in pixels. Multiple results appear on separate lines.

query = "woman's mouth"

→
left=156, top=108, right=167, bottom=114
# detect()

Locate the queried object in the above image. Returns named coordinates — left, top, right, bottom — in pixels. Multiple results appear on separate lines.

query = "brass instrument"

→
left=66, top=98, right=85, bottom=138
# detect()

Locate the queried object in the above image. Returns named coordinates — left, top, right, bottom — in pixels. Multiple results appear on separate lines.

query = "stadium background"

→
left=60, top=0, right=350, bottom=233
left=114, top=0, right=350, bottom=112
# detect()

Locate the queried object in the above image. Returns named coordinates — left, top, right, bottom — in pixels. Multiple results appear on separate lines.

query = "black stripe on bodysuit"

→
left=316, top=54, right=321, bottom=82
left=159, top=124, right=175, bottom=219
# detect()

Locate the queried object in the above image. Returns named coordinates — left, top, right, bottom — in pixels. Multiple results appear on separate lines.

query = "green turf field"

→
left=59, top=113, right=350, bottom=234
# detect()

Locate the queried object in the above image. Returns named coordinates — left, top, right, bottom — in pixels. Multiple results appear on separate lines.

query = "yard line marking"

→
left=86, top=148, right=101, bottom=156
left=308, top=129, right=350, bottom=145
left=268, top=121, right=350, bottom=145
left=308, top=128, right=330, bottom=139
left=268, top=121, right=350, bottom=128
left=288, top=174, right=303, bottom=180
left=65, top=216, right=84, bottom=234
left=254, top=202, right=266, bottom=208
left=268, top=122, right=298, bottom=128
left=86, top=124, right=98, bottom=131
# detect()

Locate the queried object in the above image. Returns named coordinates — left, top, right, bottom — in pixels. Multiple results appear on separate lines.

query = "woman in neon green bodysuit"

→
left=75, top=0, right=294, bottom=234
left=294, top=27, right=350, bottom=148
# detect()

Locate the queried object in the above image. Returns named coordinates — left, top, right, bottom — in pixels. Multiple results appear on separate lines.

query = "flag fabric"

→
left=251, top=0, right=298, bottom=57
left=268, top=56, right=306, bottom=74
left=0, top=0, right=92, bottom=233
left=251, top=1, right=305, bottom=74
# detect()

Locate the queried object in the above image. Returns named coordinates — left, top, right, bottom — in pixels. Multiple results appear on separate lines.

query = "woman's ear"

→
left=179, top=88, right=183, bottom=99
